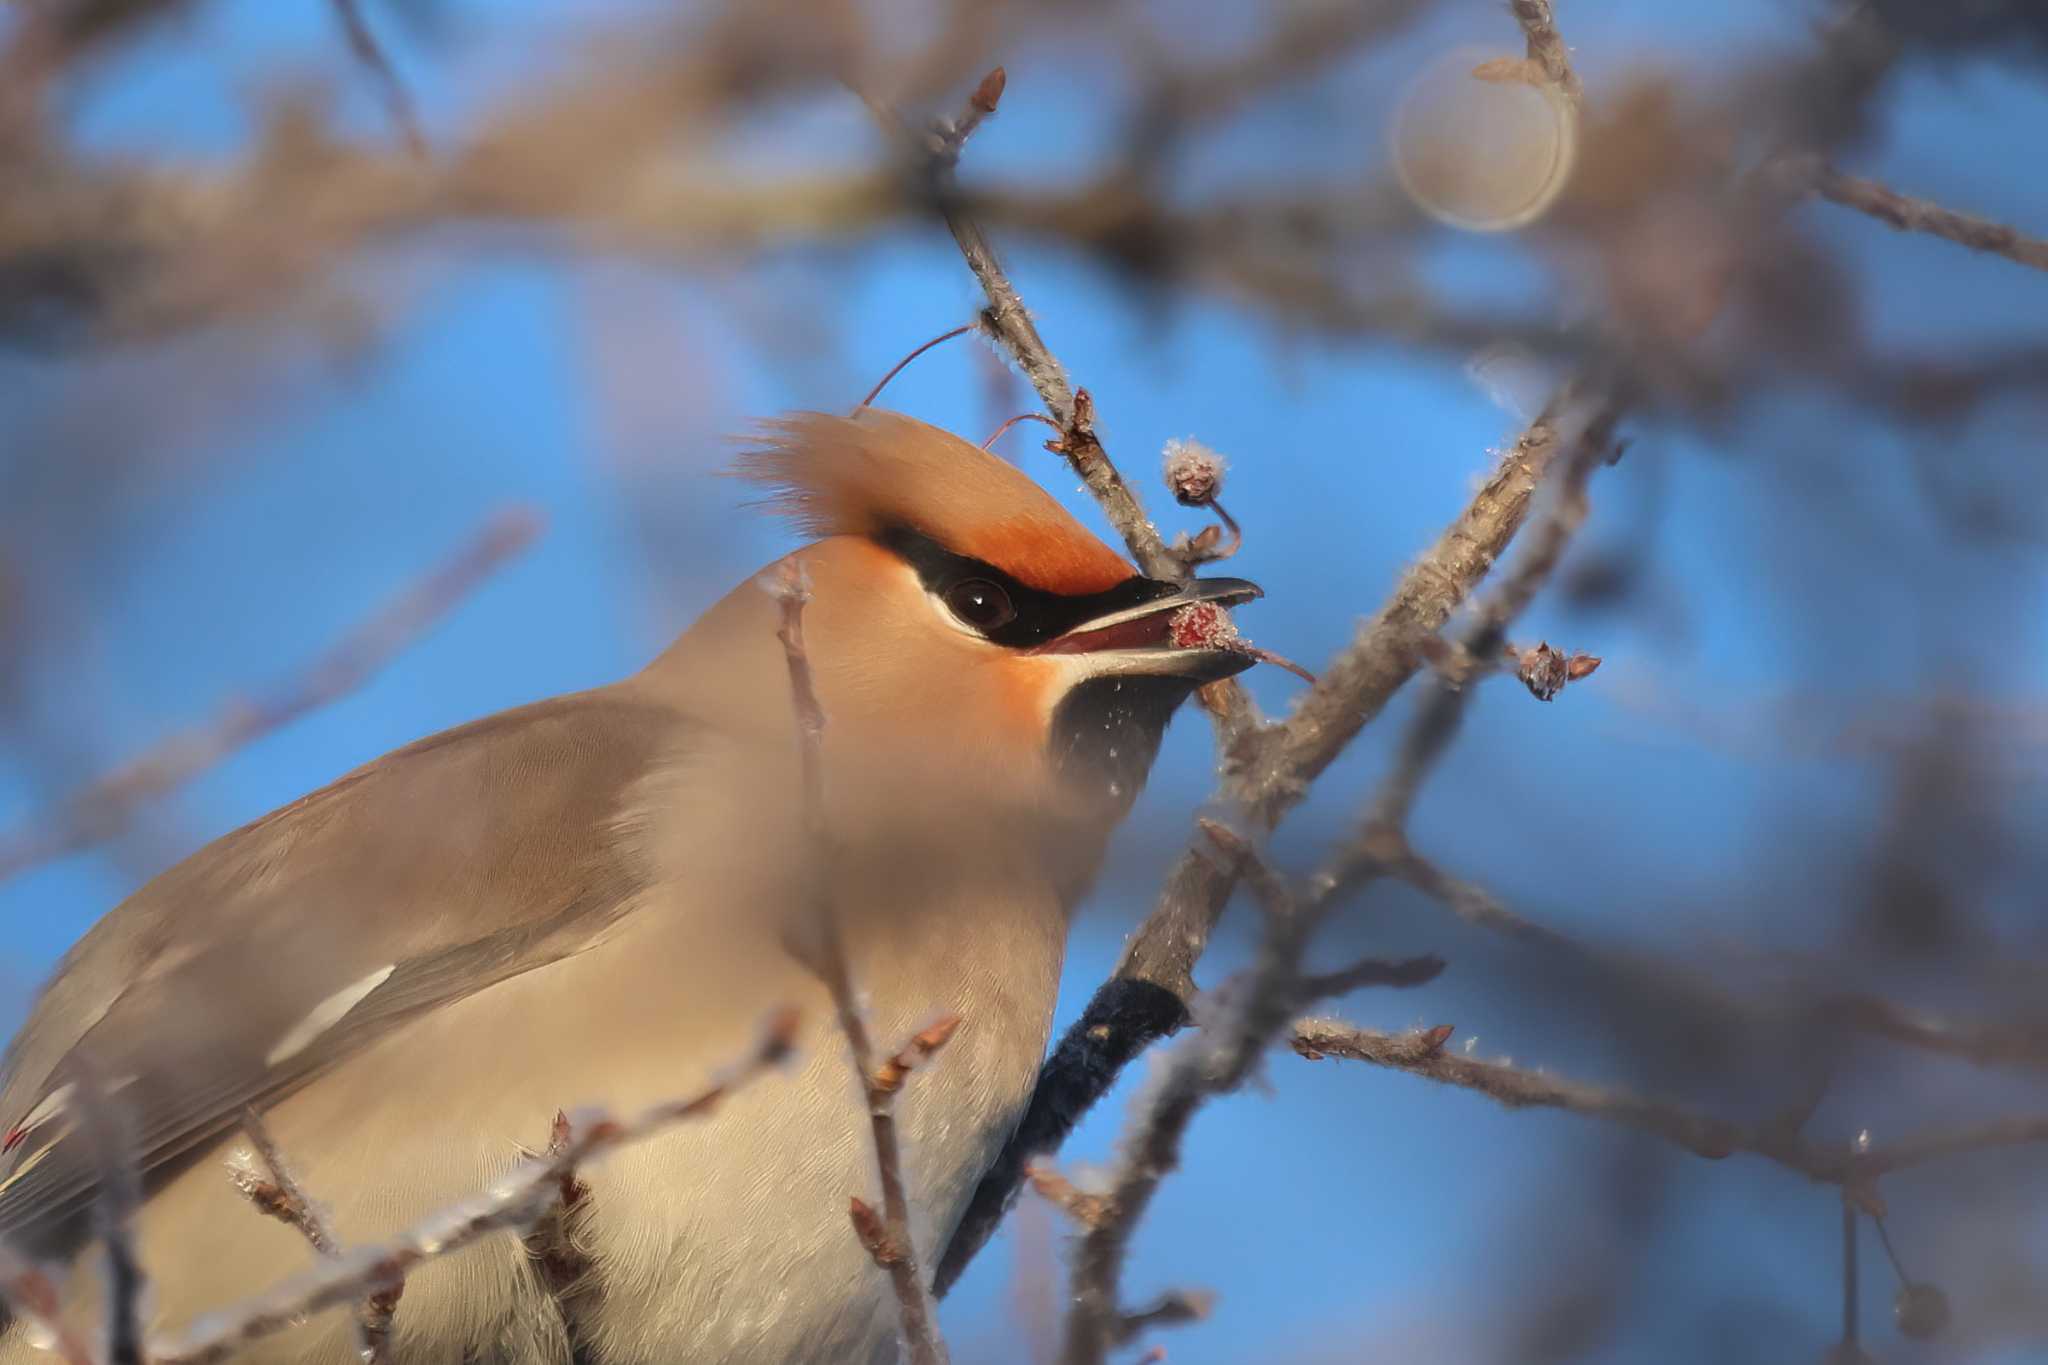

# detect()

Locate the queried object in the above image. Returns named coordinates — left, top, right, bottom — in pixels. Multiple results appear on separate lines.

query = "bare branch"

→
left=1380, top=834, right=2048, bottom=1079
left=522, top=1109, right=593, bottom=1305
left=0, top=507, right=543, bottom=883
left=1839, top=1195, right=1860, bottom=1353
left=1113, top=1288, right=1215, bottom=1350
left=928, top=66, right=1007, bottom=166
left=914, top=69, right=1180, bottom=586
left=941, top=383, right=1623, bottom=1295
left=1854, top=1117, right=2048, bottom=1177
left=1055, top=1020, right=1235, bottom=1365
left=150, top=1007, right=800, bottom=1365
left=1024, top=1161, right=1108, bottom=1230
left=69, top=1064, right=146, bottom=1365
left=232, top=1107, right=406, bottom=1361
left=1360, top=388, right=1620, bottom=839
left=768, top=566, right=949, bottom=1365
left=1793, top=160, right=2048, bottom=275
left=996, top=370, right=1616, bottom=1340
left=358, top=1284, right=403, bottom=1365
left=1292, top=1020, right=2048, bottom=1183
left=1506, top=0, right=1584, bottom=104
left=0, top=1247, right=97, bottom=1365
left=1822, top=992, right=2048, bottom=1073
left=1057, top=828, right=1440, bottom=1364
left=329, top=0, right=425, bottom=157
left=1296, top=954, right=1451, bottom=1002
left=232, top=1107, right=340, bottom=1258
left=1130, top=0, right=1435, bottom=137
left=1292, top=1021, right=1744, bottom=1160
left=1375, top=835, right=1576, bottom=948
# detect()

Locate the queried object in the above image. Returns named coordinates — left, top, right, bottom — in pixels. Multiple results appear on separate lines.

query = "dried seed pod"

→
left=1893, top=1282, right=1950, bottom=1340
left=1162, top=438, right=1226, bottom=505
left=1508, top=641, right=1602, bottom=700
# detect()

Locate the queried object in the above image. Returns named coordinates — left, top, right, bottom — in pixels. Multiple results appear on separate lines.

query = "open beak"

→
left=1027, top=576, right=1263, bottom=682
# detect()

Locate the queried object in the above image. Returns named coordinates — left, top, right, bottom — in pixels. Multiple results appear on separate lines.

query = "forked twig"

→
left=233, top=1107, right=402, bottom=1361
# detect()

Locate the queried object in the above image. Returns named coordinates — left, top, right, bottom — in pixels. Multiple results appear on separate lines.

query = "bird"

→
left=0, top=407, right=1262, bottom=1364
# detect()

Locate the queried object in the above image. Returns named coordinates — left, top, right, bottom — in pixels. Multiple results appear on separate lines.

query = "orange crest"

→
left=734, top=409, right=1134, bottom=595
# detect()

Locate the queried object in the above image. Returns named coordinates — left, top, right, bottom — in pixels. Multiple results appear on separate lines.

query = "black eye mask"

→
left=875, top=526, right=1174, bottom=649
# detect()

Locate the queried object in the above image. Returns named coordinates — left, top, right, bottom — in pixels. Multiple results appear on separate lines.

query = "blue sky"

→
left=4, top=1, right=2047, bottom=1360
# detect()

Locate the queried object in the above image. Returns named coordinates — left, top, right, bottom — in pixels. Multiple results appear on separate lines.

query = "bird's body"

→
left=0, top=411, right=1258, bottom=1362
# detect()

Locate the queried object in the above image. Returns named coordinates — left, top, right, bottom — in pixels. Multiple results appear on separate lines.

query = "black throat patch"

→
left=1046, top=673, right=1201, bottom=807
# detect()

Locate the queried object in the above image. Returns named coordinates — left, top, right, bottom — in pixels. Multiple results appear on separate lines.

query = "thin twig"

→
left=0, top=507, right=544, bottom=883
left=1374, top=834, right=1576, bottom=948
left=1054, top=1024, right=1240, bottom=1364
left=1114, top=1289, right=1215, bottom=1348
left=1024, top=1161, right=1108, bottom=1230
left=915, top=70, right=1179, bottom=584
left=1295, top=954, right=1451, bottom=1002
left=926, top=67, right=1007, bottom=168
left=1798, top=161, right=2048, bottom=275
left=768, top=565, right=950, bottom=1365
left=150, top=1008, right=799, bottom=1365
left=0, top=7, right=2016, bottom=439
left=1362, top=386, right=1620, bottom=839
left=1822, top=991, right=2048, bottom=1073
left=69, top=1063, right=146, bottom=1365
left=1057, top=830, right=1440, bottom=1365
left=522, top=1108, right=593, bottom=1304
left=940, top=386, right=1613, bottom=1294
left=1253, top=390, right=1609, bottom=825
left=0, top=1246, right=97, bottom=1365
left=981, top=410, right=1062, bottom=450
left=1372, top=831, right=2048, bottom=1083
left=1840, top=1196, right=1860, bottom=1349
left=233, top=1107, right=404, bottom=1362
left=1051, top=379, right=1611, bottom=1354
left=1290, top=1021, right=2048, bottom=1183
left=329, top=0, right=425, bottom=157
left=1506, top=0, right=1583, bottom=105
left=1128, top=0, right=1434, bottom=140
left=233, top=1107, right=341, bottom=1258
left=359, top=1284, right=403, bottom=1364
left=1872, top=1213, right=1911, bottom=1284
left=855, top=323, right=976, bottom=412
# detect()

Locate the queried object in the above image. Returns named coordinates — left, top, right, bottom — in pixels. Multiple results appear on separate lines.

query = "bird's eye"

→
left=944, top=578, right=1016, bottom=632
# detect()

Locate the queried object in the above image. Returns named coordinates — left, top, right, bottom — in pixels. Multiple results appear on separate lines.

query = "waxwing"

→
left=0, top=408, right=1261, bottom=1364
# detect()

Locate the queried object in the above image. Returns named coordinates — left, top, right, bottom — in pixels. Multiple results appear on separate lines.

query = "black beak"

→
left=1027, top=576, right=1263, bottom=682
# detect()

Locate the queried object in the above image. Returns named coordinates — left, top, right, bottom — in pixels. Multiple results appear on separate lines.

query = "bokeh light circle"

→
left=1392, top=46, right=1579, bottom=232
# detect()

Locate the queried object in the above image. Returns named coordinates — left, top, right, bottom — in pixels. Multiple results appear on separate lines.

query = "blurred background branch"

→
left=3, top=0, right=2048, bottom=1361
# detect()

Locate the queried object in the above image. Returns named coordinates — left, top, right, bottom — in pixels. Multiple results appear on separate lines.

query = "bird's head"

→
left=657, top=408, right=1261, bottom=857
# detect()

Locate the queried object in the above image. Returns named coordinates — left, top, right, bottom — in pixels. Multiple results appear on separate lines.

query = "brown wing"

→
left=0, top=686, right=686, bottom=1257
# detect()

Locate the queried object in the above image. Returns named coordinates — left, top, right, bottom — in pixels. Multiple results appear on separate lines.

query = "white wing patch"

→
left=15, top=1083, right=75, bottom=1138
left=265, top=965, right=396, bottom=1067
left=0, top=1075, right=138, bottom=1192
